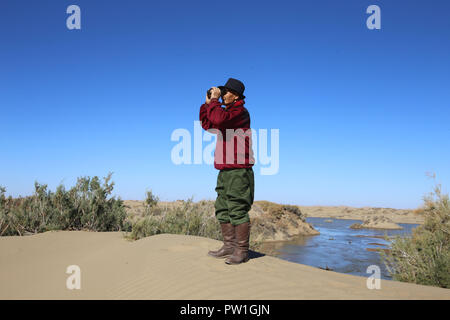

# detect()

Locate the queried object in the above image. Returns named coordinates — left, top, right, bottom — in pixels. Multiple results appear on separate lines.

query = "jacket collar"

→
left=225, top=99, right=245, bottom=110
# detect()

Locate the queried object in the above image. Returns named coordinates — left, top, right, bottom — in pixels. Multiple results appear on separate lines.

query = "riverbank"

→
left=1, top=231, right=449, bottom=299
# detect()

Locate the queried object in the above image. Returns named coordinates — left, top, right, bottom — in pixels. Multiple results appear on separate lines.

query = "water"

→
left=259, top=217, right=420, bottom=280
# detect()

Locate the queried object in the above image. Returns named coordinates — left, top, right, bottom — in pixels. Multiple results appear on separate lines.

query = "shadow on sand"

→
left=248, top=250, right=265, bottom=260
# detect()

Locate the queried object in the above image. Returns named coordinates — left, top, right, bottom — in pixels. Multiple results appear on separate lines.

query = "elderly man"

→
left=199, top=78, right=255, bottom=265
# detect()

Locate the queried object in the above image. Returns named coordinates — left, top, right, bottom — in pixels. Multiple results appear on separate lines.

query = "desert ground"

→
left=1, top=230, right=449, bottom=300
left=297, top=205, right=424, bottom=224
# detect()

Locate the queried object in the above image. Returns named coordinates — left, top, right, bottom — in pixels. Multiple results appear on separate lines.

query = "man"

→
left=199, top=78, right=255, bottom=265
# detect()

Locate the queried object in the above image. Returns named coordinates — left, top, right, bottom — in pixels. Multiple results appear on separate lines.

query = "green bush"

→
left=0, top=173, right=130, bottom=236
left=381, top=183, right=450, bottom=288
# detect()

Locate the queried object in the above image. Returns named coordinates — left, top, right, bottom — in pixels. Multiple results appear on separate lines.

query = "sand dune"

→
left=298, top=205, right=424, bottom=224
left=1, top=231, right=449, bottom=299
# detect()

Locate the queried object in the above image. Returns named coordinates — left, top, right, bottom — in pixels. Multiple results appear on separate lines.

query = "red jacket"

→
left=199, top=98, right=255, bottom=170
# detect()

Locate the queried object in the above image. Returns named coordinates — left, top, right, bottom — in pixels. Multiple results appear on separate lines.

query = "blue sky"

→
left=1, top=0, right=449, bottom=209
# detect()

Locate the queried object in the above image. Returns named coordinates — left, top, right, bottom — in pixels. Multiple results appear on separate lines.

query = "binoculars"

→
left=207, top=87, right=227, bottom=99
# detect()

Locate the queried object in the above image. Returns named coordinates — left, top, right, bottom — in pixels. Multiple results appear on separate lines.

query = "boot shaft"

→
left=220, top=222, right=236, bottom=248
left=225, top=222, right=251, bottom=265
left=234, top=221, right=250, bottom=251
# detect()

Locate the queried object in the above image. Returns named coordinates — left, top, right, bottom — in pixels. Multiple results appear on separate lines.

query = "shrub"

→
left=126, top=198, right=262, bottom=250
left=0, top=173, right=130, bottom=236
left=143, top=190, right=162, bottom=217
left=144, top=190, right=159, bottom=209
left=126, top=198, right=220, bottom=240
left=381, top=183, right=450, bottom=288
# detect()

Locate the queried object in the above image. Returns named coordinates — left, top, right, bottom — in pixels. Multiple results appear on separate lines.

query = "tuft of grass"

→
left=0, top=173, right=130, bottom=236
left=381, top=182, right=450, bottom=288
left=254, top=200, right=305, bottom=221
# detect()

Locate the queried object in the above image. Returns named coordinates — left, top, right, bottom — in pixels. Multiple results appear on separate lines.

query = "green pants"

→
left=214, top=168, right=254, bottom=226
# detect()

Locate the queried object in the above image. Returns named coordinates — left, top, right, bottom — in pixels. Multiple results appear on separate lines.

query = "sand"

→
left=350, top=216, right=404, bottom=230
left=1, top=231, right=449, bottom=300
left=298, top=205, right=424, bottom=224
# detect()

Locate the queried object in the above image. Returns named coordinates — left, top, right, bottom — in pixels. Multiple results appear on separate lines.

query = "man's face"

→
left=222, top=89, right=240, bottom=105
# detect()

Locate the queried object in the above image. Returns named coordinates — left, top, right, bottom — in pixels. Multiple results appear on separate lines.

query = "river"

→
left=259, top=217, right=419, bottom=280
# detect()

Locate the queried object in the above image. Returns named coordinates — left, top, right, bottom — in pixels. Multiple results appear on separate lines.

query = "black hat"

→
left=219, top=78, right=246, bottom=99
